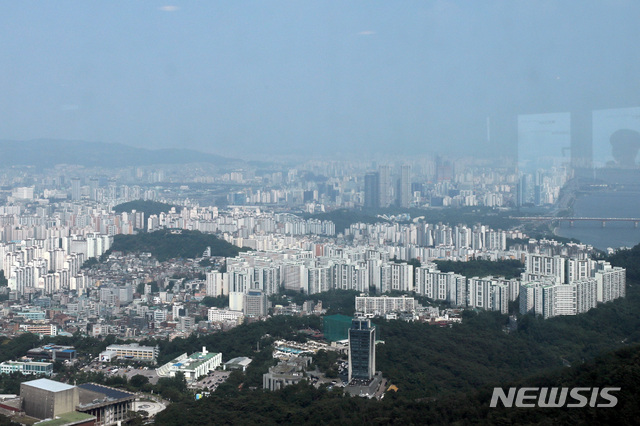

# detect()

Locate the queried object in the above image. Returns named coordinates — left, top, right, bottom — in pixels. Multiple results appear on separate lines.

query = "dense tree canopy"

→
left=107, top=229, right=248, bottom=261
left=201, top=295, right=228, bottom=308
left=269, top=289, right=359, bottom=316
left=113, top=199, right=176, bottom=217
left=434, top=259, right=524, bottom=279
left=153, top=344, right=640, bottom=425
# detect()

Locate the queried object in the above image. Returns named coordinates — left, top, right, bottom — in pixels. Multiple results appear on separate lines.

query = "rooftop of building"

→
left=173, top=351, right=220, bottom=371
left=223, top=357, right=252, bottom=367
left=268, top=357, right=311, bottom=375
left=38, top=344, right=75, bottom=351
left=32, top=411, right=96, bottom=426
left=22, top=378, right=74, bottom=393
left=77, top=383, right=135, bottom=409
left=105, top=343, right=156, bottom=350
left=1, top=360, right=51, bottom=366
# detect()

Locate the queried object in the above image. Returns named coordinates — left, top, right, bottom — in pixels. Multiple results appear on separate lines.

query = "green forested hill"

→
left=149, top=242, right=640, bottom=425
left=434, top=258, right=524, bottom=279
left=608, top=244, right=640, bottom=281
left=152, top=343, right=640, bottom=425
left=107, top=229, right=247, bottom=261
left=113, top=199, right=176, bottom=217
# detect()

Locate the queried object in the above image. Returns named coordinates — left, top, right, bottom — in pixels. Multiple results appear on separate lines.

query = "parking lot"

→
left=191, top=370, right=231, bottom=391
left=120, top=367, right=160, bottom=385
left=82, top=362, right=160, bottom=385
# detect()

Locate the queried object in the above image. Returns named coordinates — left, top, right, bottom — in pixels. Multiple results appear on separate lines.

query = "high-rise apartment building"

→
left=524, top=253, right=566, bottom=284
left=206, top=271, right=226, bottom=297
left=397, top=165, right=411, bottom=208
left=70, top=178, right=81, bottom=201
left=519, top=278, right=597, bottom=319
left=378, top=165, right=391, bottom=207
left=594, top=264, right=626, bottom=303
left=364, top=172, right=380, bottom=208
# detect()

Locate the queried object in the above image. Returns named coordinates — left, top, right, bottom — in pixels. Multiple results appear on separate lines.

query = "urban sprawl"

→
left=0, top=160, right=626, bottom=425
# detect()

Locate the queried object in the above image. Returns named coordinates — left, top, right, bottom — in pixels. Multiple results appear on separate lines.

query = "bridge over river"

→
left=511, top=217, right=640, bottom=227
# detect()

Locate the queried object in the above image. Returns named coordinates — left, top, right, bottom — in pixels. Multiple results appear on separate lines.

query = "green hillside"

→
left=107, top=229, right=247, bottom=261
left=113, top=199, right=177, bottom=217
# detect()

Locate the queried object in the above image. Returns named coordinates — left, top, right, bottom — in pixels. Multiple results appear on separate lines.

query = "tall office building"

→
left=397, top=165, right=411, bottom=208
left=348, top=317, right=376, bottom=382
left=518, top=174, right=532, bottom=207
left=88, top=178, right=99, bottom=201
left=70, top=178, right=81, bottom=201
left=364, top=172, right=380, bottom=208
left=378, top=165, right=391, bottom=207
left=243, top=290, right=268, bottom=317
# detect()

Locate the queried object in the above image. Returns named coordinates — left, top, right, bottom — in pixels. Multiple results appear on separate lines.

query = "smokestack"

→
left=202, top=346, right=207, bottom=355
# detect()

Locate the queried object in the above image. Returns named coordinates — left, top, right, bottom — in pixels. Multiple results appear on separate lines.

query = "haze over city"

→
left=2, top=1, right=640, bottom=158
left=1, top=2, right=640, bottom=425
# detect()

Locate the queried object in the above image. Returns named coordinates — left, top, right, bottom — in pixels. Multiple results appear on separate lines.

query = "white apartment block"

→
left=355, top=295, right=416, bottom=315
left=525, top=253, right=566, bottom=284
left=468, top=277, right=509, bottom=314
left=566, top=258, right=592, bottom=283
left=519, top=278, right=597, bottom=319
left=594, top=264, right=626, bottom=303
left=308, top=266, right=331, bottom=294
left=207, top=308, right=244, bottom=323
left=389, top=262, right=413, bottom=292
left=104, top=343, right=159, bottom=362
left=206, top=270, right=226, bottom=297
left=414, top=267, right=467, bottom=306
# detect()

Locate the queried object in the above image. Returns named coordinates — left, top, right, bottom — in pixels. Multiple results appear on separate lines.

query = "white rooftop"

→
left=225, top=357, right=252, bottom=366
left=23, top=378, right=75, bottom=393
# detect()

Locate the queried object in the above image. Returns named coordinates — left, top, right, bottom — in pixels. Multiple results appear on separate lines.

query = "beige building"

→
left=20, top=378, right=78, bottom=420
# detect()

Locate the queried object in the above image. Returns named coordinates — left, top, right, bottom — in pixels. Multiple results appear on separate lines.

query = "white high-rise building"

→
left=229, top=292, right=244, bottom=311
left=355, top=295, right=416, bottom=315
left=566, top=258, right=591, bottom=283
left=524, top=254, right=566, bottom=284
left=390, top=262, right=413, bottom=292
left=206, top=271, right=226, bottom=297
left=594, top=264, right=626, bottom=303
left=332, top=261, right=369, bottom=293
left=414, top=267, right=467, bottom=306
left=519, top=281, right=555, bottom=318
left=378, top=165, right=392, bottom=208
left=468, top=277, right=509, bottom=314
left=308, top=265, right=331, bottom=294
left=552, top=284, right=577, bottom=317
left=398, top=165, right=411, bottom=208
left=520, top=277, right=597, bottom=319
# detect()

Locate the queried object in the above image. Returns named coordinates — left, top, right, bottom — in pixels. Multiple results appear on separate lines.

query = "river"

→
left=554, top=191, right=640, bottom=250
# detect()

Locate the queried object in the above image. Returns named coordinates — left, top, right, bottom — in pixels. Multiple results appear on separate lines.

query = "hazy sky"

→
left=1, top=1, right=639, bottom=159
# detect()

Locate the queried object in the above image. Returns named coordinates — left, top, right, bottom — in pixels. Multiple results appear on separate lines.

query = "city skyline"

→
left=1, top=2, right=639, bottom=424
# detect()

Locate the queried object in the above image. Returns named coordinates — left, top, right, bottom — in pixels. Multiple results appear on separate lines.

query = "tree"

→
left=202, top=296, right=227, bottom=308
left=407, top=258, right=421, bottom=269
left=130, top=374, right=149, bottom=389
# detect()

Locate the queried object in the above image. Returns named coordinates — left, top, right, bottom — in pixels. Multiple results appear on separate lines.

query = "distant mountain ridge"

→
left=0, top=139, right=240, bottom=168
